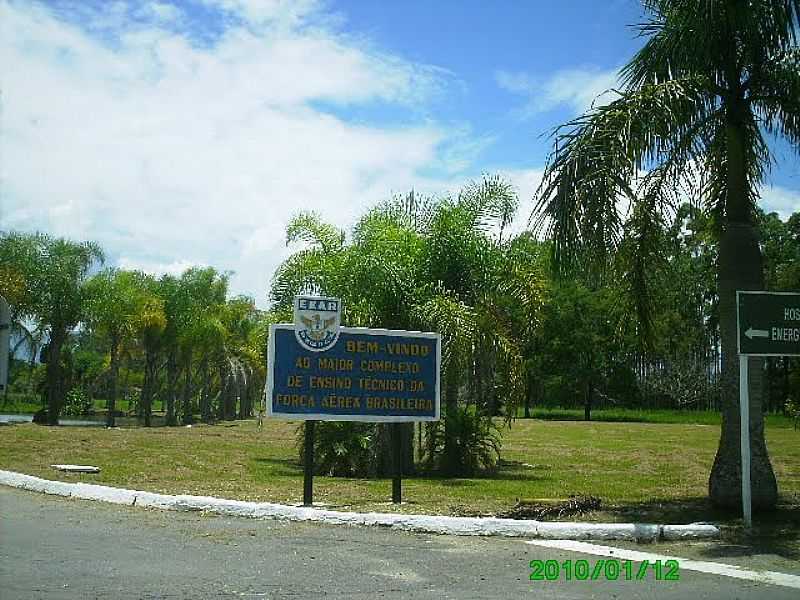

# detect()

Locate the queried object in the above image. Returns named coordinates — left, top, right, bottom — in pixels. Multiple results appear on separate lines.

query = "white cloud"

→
left=760, top=185, right=800, bottom=220
left=0, top=0, right=472, bottom=307
left=496, top=67, right=620, bottom=116
left=201, top=0, right=319, bottom=27
left=141, top=2, right=184, bottom=24
left=499, top=168, right=545, bottom=237
left=117, top=258, right=206, bottom=278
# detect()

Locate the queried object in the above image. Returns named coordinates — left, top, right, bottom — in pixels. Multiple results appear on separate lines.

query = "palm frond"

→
left=286, top=212, right=345, bottom=253
left=458, top=174, right=519, bottom=234
left=626, top=1, right=800, bottom=91
left=750, top=48, right=800, bottom=149
left=533, top=78, right=718, bottom=276
left=411, top=289, right=477, bottom=373
left=614, top=196, right=668, bottom=348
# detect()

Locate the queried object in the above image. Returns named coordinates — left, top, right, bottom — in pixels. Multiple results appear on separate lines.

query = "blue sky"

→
left=333, top=0, right=645, bottom=165
left=1, top=0, right=798, bottom=305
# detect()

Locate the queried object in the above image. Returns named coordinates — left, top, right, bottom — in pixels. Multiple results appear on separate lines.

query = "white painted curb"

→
left=0, top=470, right=720, bottom=541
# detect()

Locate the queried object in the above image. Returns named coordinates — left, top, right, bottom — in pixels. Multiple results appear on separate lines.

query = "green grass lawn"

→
left=1, top=417, right=797, bottom=519
left=3, top=415, right=798, bottom=563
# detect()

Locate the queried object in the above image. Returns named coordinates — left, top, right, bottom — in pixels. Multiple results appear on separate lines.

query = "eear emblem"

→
left=294, top=296, right=341, bottom=352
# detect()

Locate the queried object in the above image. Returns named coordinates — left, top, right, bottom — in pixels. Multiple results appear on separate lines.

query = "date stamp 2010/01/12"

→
left=529, top=559, right=680, bottom=582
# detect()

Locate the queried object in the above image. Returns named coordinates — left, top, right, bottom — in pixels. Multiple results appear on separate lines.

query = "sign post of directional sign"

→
left=736, top=290, right=800, bottom=529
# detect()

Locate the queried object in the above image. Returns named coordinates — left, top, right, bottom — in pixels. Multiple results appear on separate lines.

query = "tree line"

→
left=1, top=0, right=799, bottom=500
left=0, top=234, right=265, bottom=428
left=2, top=177, right=796, bottom=477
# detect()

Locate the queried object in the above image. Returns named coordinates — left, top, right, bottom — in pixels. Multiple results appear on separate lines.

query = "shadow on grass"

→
left=517, top=409, right=794, bottom=428
left=603, top=496, right=800, bottom=561
left=527, top=411, right=651, bottom=424
left=521, top=410, right=721, bottom=425
left=249, top=457, right=303, bottom=478
left=411, top=464, right=549, bottom=483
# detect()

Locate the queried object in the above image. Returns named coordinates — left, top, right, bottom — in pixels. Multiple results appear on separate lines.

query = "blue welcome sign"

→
left=267, top=324, right=440, bottom=422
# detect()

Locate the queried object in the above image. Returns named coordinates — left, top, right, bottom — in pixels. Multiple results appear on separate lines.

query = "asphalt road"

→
left=0, top=487, right=795, bottom=599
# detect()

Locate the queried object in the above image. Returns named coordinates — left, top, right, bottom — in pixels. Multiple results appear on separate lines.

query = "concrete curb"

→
left=0, top=469, right=720, bottom=542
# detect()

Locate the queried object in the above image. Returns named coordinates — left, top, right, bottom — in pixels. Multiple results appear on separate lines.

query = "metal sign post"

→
left=736, top=291, right=800, bottom=528
left=303, top=420, right=315, bottom=506
left=392, top=423, right=402, bottom=504
left=738, top=354, right=752, bottom=528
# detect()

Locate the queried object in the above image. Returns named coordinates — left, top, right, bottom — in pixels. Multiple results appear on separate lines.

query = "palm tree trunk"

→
left=200, top=356, right=212, bottom=423
left=106, top=332, right=119, bottom=428
left=181, top=353, right=194, bottom=425
left=524, top=373, right=532, bottom=418
left=442, top=365, right=460, bottom=476
left=238, top=370, right=250, bottom=420
left=584, top=379, right=593, bottom=422
left=217, top=363, right=227, bottom=421
left=486, top=346, right=498, bottom=416
left=165, top=350, right=178, bottom=426
left=783, top=358, right=790, bottom=416
left=141, top=348, right=157, bottom=427
left=45, top=326, right=66, bottom=425
left=708, top=113, right=777, bottom=510
left=228, top=371, right=240, bottom=421
left=225, top=369, right=236, bottom=420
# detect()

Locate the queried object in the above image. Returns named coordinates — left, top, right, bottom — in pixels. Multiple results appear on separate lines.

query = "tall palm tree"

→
left=85, top=269, right=162, bottom=427
left=0, top=232, right=103, bottom=424
left=533, top=0, right=799, bottom=509
left=175, top=267, right=229, bottom=425
left=134, top=273, right=166, bottom=427
left=213, top=295, right=260, bottom=421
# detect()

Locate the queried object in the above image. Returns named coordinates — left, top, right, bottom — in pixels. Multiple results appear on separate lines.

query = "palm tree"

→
left=175, top=267, right=229, bottom=425
left=217, top=295, right=262, bottom=421
left=134, top=273, right=166, bottom=427
left=85, top=269, right=164, bottom=427
left=0, top=232, right=103, bottom=424
left=158, top=274, right=184, bottom=426
left=272, top=176, right=541, bottom=476
left=533, top=0, right=799, bottom=509
left=0, top=295, right=9, bottom=396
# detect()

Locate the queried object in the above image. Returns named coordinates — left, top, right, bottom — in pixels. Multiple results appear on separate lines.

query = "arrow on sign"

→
left=745, top=327, right=769, bottom=339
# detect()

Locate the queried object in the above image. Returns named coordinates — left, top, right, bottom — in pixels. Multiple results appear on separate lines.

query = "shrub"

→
left=62, top=387, right=92, bottom=416
left=641, top=358, right=720, bottom=409
left=423, top=406, right=502, bottom=476
left=786, top=397, right=799, bottom=430
left=297, top=421, right=374, bottom=477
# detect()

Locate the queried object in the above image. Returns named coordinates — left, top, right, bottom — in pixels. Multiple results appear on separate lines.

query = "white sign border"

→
left=266, top=323, right=441, bottom=422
